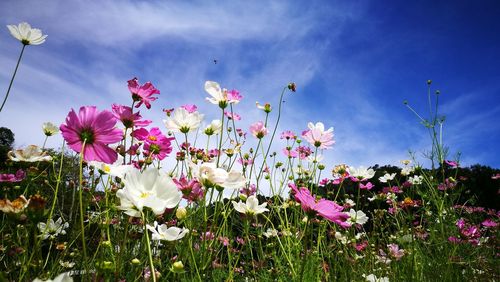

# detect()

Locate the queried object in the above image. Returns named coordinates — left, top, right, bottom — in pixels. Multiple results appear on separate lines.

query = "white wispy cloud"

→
left=1, top=0, right=497, bottom=171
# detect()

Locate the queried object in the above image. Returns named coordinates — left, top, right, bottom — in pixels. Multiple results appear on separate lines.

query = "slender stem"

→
left=142, top=212, right=157, bottom=282
left=216, top=109, right=225, bottom=167
left=0, top=44, right=26, bottom=112
left=256, top=87, right=287, bottom=184
left=79, top=140, right=88, bottom=266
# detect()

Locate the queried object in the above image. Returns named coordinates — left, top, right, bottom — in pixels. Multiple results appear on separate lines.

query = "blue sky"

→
left=1, top=0, right=499, bottom=169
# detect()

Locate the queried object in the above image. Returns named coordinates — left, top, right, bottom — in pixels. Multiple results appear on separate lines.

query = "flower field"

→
left=0, top=22, right=499, bottom=282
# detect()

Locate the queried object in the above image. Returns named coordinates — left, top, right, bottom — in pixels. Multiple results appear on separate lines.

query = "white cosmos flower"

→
left=146, top=221, right=189, bottom=241
left=379, top=173, right=396, bottom=183
left=408, top=175, right=423, bottom=185
left=205, top=81, right=228, bottom=106
left=192, top=162, right=246, bottom=189
left=204, top=119, right=222, bottom=136
left=347, top=209, right=369, bottom=225
left=88, top=155, right=133, bottom=179
left=307, top=154, right=324, bottom=163
left=263, top=228, right=278, bottom=238
left=232, top=195, right=268, bottom=215
left=163, top=107, right=204, bottom=133
left=363, top=274, right=389, bottom=282
left=344, top=199, right=356, bottom=207
left=348, top=166, right=375, bottom=180
left=116, top=168, right=182, bottom=217
left=400, top=166, right=414, bottom=176
left=42, top=122, right=59, bottom=136
left=38, top=217, right=69, bottom=240
left=33, top=272, right=73, bottom=282
left=8, top=145, right=52, bottom=162
left=7, top=22, right=47, bottom=45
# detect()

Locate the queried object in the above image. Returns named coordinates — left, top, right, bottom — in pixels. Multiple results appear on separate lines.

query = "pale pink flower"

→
left=227, top=89, right=243, bottom=103
left=224, top=111, right=241, bottom=121
left=280, top=130, right=296, bottom=140
left=282, top=148, right=298, bottom=158
left=387, top=243, right=404, bottom=260
left=302, top=122, right=335, bottom=149
left=181, top=104, right=198, bottom=113
left=249, top=121, right=268, bottom=139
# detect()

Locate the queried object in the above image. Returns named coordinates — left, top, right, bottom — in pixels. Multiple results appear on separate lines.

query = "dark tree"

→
left=0, top=127, right=15, bottom=166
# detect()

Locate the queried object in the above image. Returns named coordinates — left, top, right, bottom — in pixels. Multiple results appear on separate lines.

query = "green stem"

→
left=78, top=140, right=88, bottom=267
left=0, top=44, right=26, bottom=112
left=142, top=212, right=157, bottom=282
left=216, top=109, right=225, bottom=167
left=256, top=86, right=288, bottom=185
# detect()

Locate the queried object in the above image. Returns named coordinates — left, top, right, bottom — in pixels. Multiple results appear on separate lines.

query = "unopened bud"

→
left=172, top=261, right=184, bottom=273
left=176, top=207, right=187, bottom=220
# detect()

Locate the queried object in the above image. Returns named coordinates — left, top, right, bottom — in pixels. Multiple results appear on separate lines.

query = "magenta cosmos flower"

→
left=132, top=127, right=174, bottom=160
left=60, top=106, right=123, bottom=164
left=289, top=184, right=350, bottom=228
left=111, top=104, right=152, bottom=128
left=302, top=122, right=335, bottom=149
left=128, top=77, right=160, bottom=109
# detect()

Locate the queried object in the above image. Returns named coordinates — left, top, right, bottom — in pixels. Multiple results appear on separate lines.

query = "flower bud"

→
left=176, top=207, right=187, bottom=220
left=172, top=261, right=184, bottom=273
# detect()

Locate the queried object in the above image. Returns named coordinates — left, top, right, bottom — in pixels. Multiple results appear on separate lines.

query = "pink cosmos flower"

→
left=280, top=130, right=296, bottom=140
left=302, top=122, right=335, bottom=149
left=0, top=169, right=25, bottom=182
left=249, top=121, right=268, bottom=139
left=387, top=243, right=405, bottom=260
left=238, top=157, right=253, bottom=166
left=355, top=241, right=368, bottom=251
left=481, top=219, right=498, bottom=228
left=132, top=127, right=174, bottom=160
left=236, top=129, right=246, bottom=138
left=128, top=77, right=160, bottom=109
left=209, top=149, right=220, bottom=157
left=444, top=160, right=459, bottom=168
left=224, top=111, right=241, bottom=121
left=314, top=199, right=351, bottom=228
left=437, top=177, right=457, bottom=191
left=60, top=106, right=123, bottom=163
left=319, top=178, right=331, bottom=186
left=289, top=184, right=350, bottom=228
left=448, top=236, right=461, bottom=244
left=282, top=148, right=298, bottom=158
left=181, top=104, right=198, bottom=113
left=173, top=176, right=204, bottom=203
left=359, top=182, right=374, bottom=190
left=163, top=108, right=174, bottom=116
left=240, top=184, right=257, bottom=197
left=227, top=89, right=243, bottom=103
left=295, top=146, right=312, bottom=160
left=111, top=104, right=152, bottom=128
